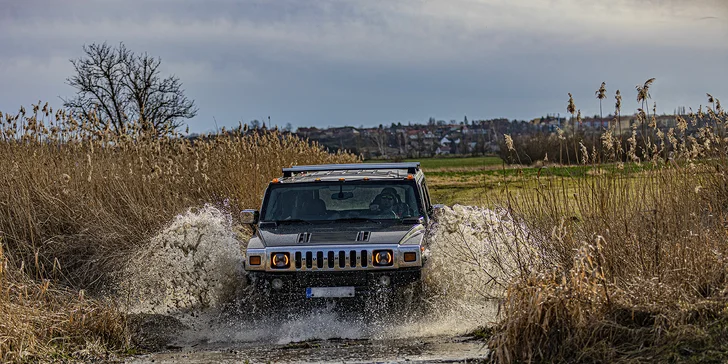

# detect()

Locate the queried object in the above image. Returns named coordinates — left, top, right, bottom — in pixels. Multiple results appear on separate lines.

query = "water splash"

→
left=120, top=205, right=246, bottom=315
left=122, top=204, right=523, bottom=345
left=376, top=204, right=522, bottom=339
left=425, top=204, right=523, bottom=301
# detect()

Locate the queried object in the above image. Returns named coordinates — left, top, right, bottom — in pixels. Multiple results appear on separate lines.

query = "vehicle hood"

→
left=255, top=224, right=421, bottom=247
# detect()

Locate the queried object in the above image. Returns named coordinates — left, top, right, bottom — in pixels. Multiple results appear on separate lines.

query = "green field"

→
left=366, top=156, right=502, bottom=170
left=403, top=156, right=503, bottom=170
left=365, top=156, right=658, bottom=206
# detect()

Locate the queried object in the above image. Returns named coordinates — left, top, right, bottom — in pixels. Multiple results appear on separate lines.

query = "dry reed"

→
left=0, top=103, right=358, bottom=361
left=487, top=82, right=728, bottom=362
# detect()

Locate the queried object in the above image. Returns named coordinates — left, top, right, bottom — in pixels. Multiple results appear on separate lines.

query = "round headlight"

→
left=272, top=253, right=289, bottom=268
left=377, top=251, right=389, bottom=263
left=374, top=250, right=393, bottom=265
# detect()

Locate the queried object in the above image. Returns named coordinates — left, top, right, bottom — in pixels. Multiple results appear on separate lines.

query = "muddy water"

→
left=121, top=204, right=513, bottom=363
left=127, top=335, right=488, bottom=363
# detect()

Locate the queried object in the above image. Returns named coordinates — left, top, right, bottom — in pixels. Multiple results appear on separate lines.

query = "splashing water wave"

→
left=120, top=205, right=245, bottom=315
left=121, top=204, right=522, bottom=344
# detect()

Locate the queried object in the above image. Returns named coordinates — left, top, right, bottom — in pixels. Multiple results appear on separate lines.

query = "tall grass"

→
left=0, top=238, right=129, bottom=362
left=486, top=84, right=728, bottom=362
left=0, top=103, right=358, bottom=361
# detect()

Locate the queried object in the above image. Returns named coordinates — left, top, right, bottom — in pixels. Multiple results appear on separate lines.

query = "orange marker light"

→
left=404, top=252, right=417, bottom=262
left=407, top=174, right=414, bottom=180
left=271, top=178, right=280, bottom=183
left=249, top=256, right=261, bottom=265
left=339, top=177, right=345, bottom=181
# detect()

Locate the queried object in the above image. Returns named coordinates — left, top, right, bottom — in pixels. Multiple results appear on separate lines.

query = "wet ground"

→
left=120, top=204, right=507, bottom=363
left=124, top=301, right=493, bottom=364
left=126, top=334, right=489, bottom=363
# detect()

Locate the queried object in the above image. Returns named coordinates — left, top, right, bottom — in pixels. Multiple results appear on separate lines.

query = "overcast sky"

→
left=1, top=0, right=726, bottom=133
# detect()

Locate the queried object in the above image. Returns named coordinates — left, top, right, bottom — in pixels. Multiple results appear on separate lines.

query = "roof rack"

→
left=282, top=162, right=420, bottom=177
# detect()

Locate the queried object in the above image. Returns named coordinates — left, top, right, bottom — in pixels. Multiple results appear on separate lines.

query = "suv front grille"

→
left=264, top=247, right=396, bottom=271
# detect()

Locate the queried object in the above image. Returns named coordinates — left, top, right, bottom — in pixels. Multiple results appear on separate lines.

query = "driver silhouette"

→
left=369, top=188, right=409, bottom=217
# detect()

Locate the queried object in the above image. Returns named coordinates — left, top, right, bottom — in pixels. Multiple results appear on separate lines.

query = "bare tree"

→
left=62, top=42, right=197, bottom=136
left=370, top=126, right=388, bottom=157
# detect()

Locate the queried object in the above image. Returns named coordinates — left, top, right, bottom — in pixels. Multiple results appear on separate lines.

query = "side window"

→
left=421, top=179, right=432, bottom=210
left=416, top=182, right=427, bottom=216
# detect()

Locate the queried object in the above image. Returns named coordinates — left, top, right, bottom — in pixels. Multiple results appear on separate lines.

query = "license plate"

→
left=306, top=287, right=355, bottom=298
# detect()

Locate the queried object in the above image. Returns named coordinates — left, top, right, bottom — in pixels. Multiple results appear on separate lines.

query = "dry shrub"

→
left=0, top=103, right=358, bottom=361
left=488, top=86, right=728, bottom=362
left=0, top=240, right=130, bottom=362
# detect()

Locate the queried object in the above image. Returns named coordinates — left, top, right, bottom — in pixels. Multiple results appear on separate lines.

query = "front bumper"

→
left=246, top=268, right=421, bottom=298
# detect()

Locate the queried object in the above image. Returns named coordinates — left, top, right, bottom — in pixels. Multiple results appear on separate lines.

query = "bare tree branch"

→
left=61, top=42, right=197, bottom=136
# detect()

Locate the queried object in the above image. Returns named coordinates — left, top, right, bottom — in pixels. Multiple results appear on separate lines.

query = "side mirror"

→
left=428, top=204, right=445, bottom=217
left=241, top=209, right=259, bottom=225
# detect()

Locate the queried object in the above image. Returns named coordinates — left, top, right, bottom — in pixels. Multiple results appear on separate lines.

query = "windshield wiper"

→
left=398, top=216, right=424, bottom=224
left=332, top=217, right=382, bottom=225
left=261, top=219, right=313, bottom=227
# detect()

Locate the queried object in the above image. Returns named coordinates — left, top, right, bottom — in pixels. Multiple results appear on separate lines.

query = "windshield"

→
left=261, top=181, right=423, bottom=222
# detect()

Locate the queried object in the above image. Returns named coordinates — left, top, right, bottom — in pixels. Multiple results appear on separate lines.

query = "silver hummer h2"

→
left=240, top=162, right=435, bottom=305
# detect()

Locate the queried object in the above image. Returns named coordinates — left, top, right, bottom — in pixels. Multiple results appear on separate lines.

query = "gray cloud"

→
left=1, top=0, right=726, bottom=132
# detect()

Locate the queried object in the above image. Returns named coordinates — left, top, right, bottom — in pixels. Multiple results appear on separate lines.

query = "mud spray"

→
left=119, top=204, right=524, bottom=346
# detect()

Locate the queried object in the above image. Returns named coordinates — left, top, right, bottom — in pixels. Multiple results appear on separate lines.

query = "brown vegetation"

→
left=0, top=104, right=358, bottom=361
left=488, top=83, right=728, bottom=362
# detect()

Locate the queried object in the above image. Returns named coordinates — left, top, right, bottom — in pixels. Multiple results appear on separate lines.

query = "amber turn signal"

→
left=403, top=252, right=417, bottom=262
left=249, top=256, right=261, bottom=265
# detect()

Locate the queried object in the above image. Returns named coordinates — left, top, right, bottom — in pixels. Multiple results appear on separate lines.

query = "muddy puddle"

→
left=119, top=204, right=519, bottom=363
left=127, top=335, right=488, bottom=363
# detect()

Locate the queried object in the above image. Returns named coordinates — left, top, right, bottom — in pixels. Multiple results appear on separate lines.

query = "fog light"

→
left=271, top=278, right=283, bottom=290
left=249, top=256, right=261, bottom=265
left=403, top=252, right=417, bottom=262
left=271, top=253, right=290, bottom=269
left=378, top=275, right=391, bottom=287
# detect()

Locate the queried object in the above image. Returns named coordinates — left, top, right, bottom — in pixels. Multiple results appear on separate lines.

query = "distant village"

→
left=290, top=113, right=689, bottom=159
left=192, top=112, right=693, bottom=160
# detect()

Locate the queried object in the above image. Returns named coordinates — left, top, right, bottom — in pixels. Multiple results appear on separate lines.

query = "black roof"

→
left=279, top=162, right=421, bottom=182
left=282, top=163, right=420, bottom=177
